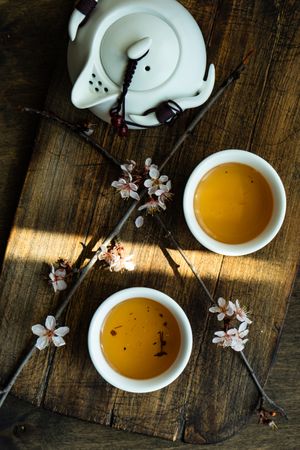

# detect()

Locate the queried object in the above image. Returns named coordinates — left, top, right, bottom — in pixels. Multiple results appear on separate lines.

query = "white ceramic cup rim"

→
left=88, top=287, right=193, bottom=393
left=183, top=149, right=286, bottom=256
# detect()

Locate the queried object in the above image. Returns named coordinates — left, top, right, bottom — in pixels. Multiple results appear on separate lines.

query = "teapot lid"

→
left=100, top=13, right=180, bottom=91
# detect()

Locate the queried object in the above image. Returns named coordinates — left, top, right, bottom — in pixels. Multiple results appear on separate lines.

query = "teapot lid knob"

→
left=127, top=37, right=152, bottom=60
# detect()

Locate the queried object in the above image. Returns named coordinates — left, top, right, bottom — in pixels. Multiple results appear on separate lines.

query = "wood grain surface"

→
left=1, top=274, right=299, bottom=450
left=0, top=0, right=299, bottom=446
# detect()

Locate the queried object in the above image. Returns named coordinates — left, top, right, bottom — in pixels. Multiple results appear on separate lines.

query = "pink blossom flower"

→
left=209, top=297, right=234, bottom=321
left=111, top=177, right=140, bottom=201
left=99, top=244, right=135, bottom=272
left=32, top=315, right=69, bottom=350
left=212, top=322, right=249, bottom=352
left=49, top=264, right=68, bottom=292
left=212, top=328, right=236, bottom=348
left=230, top=300, right=252, bottom=324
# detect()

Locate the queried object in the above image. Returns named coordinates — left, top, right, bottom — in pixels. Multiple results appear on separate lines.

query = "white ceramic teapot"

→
left=68, top=0, right=215, bottom=134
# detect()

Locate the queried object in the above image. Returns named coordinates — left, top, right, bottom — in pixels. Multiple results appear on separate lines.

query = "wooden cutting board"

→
left=0, top=0, right=299, bottom=444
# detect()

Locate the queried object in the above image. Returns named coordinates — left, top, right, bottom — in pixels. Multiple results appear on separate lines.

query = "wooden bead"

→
left=117, top=124, right=129, bottom=137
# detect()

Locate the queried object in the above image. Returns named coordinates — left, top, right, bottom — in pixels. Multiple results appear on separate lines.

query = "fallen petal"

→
left=135, top=216, right=144, bottom=228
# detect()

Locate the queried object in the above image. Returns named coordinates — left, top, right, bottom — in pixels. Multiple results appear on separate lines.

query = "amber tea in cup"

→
left=100, top=298, right=181, bottom=379
left=88, top=287, right=193, bottom=392
left=183, top=149, right=286, bottom=256
left=193, top=162, right=274, bottom=244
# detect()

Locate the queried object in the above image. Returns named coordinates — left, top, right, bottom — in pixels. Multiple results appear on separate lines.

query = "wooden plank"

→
left=0, top=0, right=299, bottom=445
left=0, top=274, right=299, bottom=449
left=183, top=0, right=300, bottom=443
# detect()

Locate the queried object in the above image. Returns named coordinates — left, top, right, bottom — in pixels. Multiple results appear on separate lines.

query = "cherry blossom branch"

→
left=21, top=107, right=123, bottom=167
left=0, top=347, right=36, bottom=407
left=0, top=54, right=254, bottom=409
left=240, top=350, right=288, bottom=418
left=155, top=215, right=214, bottom=304
left=157, top=214, right=288, bottom=419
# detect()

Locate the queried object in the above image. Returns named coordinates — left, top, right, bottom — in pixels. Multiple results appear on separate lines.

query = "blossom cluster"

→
left=210, top=297, right=252, bottom=352
left=99, top=241, right=135, bottom=272
left=111, top=158, right=172, bottom=228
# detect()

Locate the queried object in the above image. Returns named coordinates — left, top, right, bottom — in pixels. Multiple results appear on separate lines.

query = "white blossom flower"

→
left=230, top=300, right=252, bottom=324
left=144, top=167, right=169, bottom=195
left=230, top=322, right=249, bottom=351
left=212, top=328, right=236, bottom=348
left=108, top=254, right=135, bottom=272
left=49, top=264, right=68, bottom=292
left=135, top=216, right=144, bottom=228
left=138, top=197, right=164, bottom=214
left=111, top=178, right=140, bottom=201
left=212, top=322, right=249, bottom=352
left=209, top=297, right=234, bottom=321
left=32, top=315, right=69, bottom=350
left=99, top=244, right=135, bottom=272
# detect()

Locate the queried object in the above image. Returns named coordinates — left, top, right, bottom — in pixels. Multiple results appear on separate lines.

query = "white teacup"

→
left=88, top=287, right=193, bottom=393
left=183, top=149, right=286, bottom=256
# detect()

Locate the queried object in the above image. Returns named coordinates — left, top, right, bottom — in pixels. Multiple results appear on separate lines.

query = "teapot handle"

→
left=129, top=64, right=215, bottom=127
left=69, top=0, right=98, bottom=41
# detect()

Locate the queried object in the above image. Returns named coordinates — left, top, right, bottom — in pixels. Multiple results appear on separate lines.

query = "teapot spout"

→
left=71, top=60, right=119, bottom=110
left=72, top=85, right=118, bottom=110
